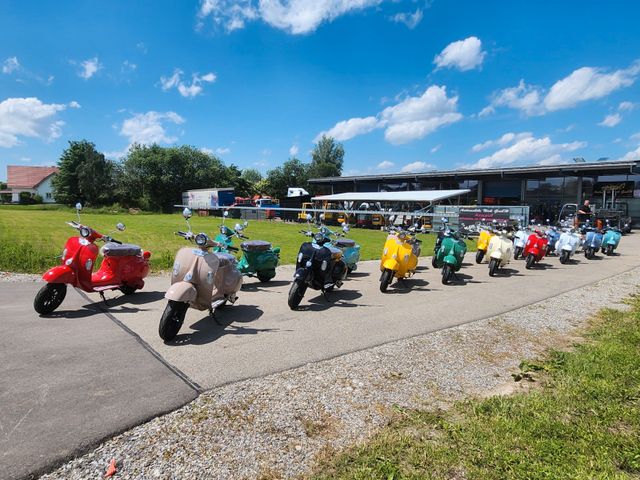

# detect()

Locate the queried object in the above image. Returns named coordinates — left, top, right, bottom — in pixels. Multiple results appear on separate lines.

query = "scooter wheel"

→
left=606, top=245, right=614, bottom=256
left=257, top=271, right=273, bottom=283
left=431, top=255, right=438, bottom=269
left=513, top=247, right=522, bottom=260
left=488, top=258, right=498, bottom=277
left=560, top=251, right=569, bottom=264
left=475, top=250, right=485, bottom=264
left=380, top=269, right=393, bottom=293
left=525, top=254, right=535, bottom=269
left=119, top=285, right=137, bottom=295
left=442, top=264, right=453, bottom=285
left=288, top=280, right=307, bottom=310
left=158, top=301, right=188, bottom=342
left=34, top=283, right=67, bottom=315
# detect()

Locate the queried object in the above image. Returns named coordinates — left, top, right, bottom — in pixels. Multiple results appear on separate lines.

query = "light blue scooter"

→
left=581, top=221, right=603, bottom=259
left=316, top=214, right=361, bottom=273
left=602, top=222, right=622, bottom=256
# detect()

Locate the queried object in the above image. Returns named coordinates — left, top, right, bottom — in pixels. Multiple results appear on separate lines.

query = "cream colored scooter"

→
left=158, top=208, right=243, bottom=342
left=486, top=229, right=513, bottom=276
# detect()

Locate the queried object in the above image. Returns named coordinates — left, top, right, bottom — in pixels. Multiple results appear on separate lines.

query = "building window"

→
left=46, top=192, right=52, bottom=199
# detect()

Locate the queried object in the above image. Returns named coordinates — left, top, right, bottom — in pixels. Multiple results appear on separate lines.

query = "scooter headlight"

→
left=80, top=226, right=91, bottom=238
left=314, top=232, right=324, bottom=243
left=321, top=260, right=328, bottom=271
left=195, top=233, right=209, bottom=247
left=297, top=252, right=303, bottom=263
left=61, top=248, right=67, bottom=261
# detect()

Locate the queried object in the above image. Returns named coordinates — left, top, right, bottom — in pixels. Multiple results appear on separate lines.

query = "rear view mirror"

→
left=223, top=211, right=229, bottom=217
left=234, top=223, right=243, bottom=232
left=320, top=213, right=326, bottom=221
left=116, top=223, right=126, bottom=231
left=306, top=213, right=313, bottom=221
left=243, top=220, right=248, bottom=227
left=182, top=207, right=192, bottom=219
left=75, top=202, right=83, bottom=211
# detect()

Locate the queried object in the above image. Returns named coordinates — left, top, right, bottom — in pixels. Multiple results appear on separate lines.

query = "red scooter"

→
left=523, top=228, right=549, bottom=269
left=34, top=203, right=151, bottom=315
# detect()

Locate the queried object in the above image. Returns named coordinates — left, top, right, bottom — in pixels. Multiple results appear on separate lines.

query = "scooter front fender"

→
left=294, top=267, right=311, bottom=282
left=165, top=281, right=197, bottom=303
left=42, top=265, right=76, bottom=285
left=443, top=254, right=459, bottom=268
left=382, top=258, right=399, bottom=272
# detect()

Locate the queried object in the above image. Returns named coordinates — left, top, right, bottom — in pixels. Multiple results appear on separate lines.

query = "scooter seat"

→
left=240, top=240, right=272, bottom=252
left=103, top=242, right=142, bottom=257
left=214, top=252, right=237, bottom=265
left=335, top=238, right=356, bottom=248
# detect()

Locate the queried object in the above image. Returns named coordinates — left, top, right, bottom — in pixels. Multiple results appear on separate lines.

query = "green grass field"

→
left=311, top=299, right=640, bottom=480
left=0, top=205, right=474, bottom=273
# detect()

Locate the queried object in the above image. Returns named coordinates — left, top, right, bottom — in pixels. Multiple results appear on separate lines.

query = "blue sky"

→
left=1, top=0, right=640, bottom=181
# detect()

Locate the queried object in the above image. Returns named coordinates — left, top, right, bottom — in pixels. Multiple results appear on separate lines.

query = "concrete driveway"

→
left=1, top=233, right=638, bottom=479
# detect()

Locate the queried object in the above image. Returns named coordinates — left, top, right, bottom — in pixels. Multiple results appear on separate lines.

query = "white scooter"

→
left=512, top=223, right=530, bottom=260
left=555, top=223, right=581, bottom=264
left=486, top=229, right=513, bottom=276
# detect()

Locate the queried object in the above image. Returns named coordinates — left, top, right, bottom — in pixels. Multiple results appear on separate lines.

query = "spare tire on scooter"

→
left=159, top=300, right=188, bottom=342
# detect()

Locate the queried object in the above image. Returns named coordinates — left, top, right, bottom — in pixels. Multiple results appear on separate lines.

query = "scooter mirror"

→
left=234, top=223, right=243, bottom=232
left=223, top=211, right=229, bottom=217
left=75, top=202, right=82, bottom=211
left=243, top=220, right=248, bottom=227
left=441, top=217, right=448, bottom=223
left=319, top=213, right=326, bottom=221
left=182, top=207, right=192, bottom=219
left=306, top=213, right=313, bottom=221
left=116, top=223, right=126, bottom=232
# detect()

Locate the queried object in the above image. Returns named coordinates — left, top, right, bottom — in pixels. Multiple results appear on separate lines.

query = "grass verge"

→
left=0, top=206, right=474, bottom=273
left=311, top=298, right=640, bottom=480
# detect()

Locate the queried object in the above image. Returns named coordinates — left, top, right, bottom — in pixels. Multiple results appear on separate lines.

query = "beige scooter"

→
left=158, top=208, right=243, bottom=342
left=486, top=228, right=513, bottom=276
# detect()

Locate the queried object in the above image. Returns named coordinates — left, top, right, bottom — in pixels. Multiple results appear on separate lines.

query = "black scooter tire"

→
left=158, top=300, right=188, bottom=342
left=34, top=283, right=67, bottom=315
left=431, top=255, right=438, bottom=268
left=525, top=254, right=535, bottom=269
left=288, top=280, right=307, bottom=310
left=442, top=264, right=453, bottom=285
left=380, top=269, right=393, bottom=293
left=560, top=251, right=569, bottom=264
left=606, top=245, right=614, bottom=256
left=489, top=258, right=498, bottom=277
left=475, top=250, right=485, bottom=264
left=513, top=247, right=522, bottom=260
left=257, top=271, right=274, bottom=283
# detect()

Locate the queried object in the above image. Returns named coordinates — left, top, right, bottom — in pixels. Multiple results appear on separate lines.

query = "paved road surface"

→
left=1, top=233, right=638, bottom=479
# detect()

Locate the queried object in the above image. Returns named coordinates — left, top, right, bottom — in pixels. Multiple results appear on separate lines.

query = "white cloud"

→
left=471, top=132, right=532, bottom=152
left=544, top=62, right=640, bottom=111
left=215, top=147, right=231, bottom=155
left=390, top=8, right=423, bottom=29
left=122, top=60, right=137, bottom=73
left=481, top=80, right=544, bottom=116
left=401, top=161, right=435, bottom=173
left=198, top=0, right=382, bottom=35
left=315, top=116, right=380, bottom=142
left=200, top=147, right=214, bottom=155
left=433, top=36, right=485, bottom=72
left=618, top=101, right=635, bottom=112
left=136, top=42, right=148, bottom=54
left=68, top=101, right=81, bottom=109
left=599, top=113, right=621, bottom=128
left=316, top=85, right=461, bottom=145
left=481, top=60, right=640, bottom=117
left=430, top=144, right=441, bottom=153
left=630, top=132, right=640, bottom=142
left=2, top=56, right=20, bottom=74
left=380, top=86, right=462, bottom=144
left=160, top=69, right=217, bottom=97
left=463, top=133, right=586, bottom=169
left=119, top=111, right=185, bottom=145
left=289, top=144, right=299, bottom=156
left=377, top=160, right=394, bottom=170
left=0, top=97, right=69, bottom=148
left=619, top=133, right=640, bottom=160
left=77, top=57, right=101, bottom=80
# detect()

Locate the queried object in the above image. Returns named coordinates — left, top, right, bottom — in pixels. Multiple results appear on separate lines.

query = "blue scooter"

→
left=581, top=220, right=603, bottom=259
left=545, top=221, right=561, bottom=256
left=602, top=222, right=622, bottom=256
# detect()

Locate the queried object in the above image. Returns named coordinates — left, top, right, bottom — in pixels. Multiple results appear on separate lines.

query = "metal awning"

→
left=312, top=189, right=470, bottom=203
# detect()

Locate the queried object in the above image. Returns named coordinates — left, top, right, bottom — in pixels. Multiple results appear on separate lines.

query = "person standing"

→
left=577, top=199, right=592, bottom=223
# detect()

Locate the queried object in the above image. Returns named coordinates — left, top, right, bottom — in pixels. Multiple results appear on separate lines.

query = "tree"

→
left=118, top=144, right=232, bottom=212
left=53, top=140, right=115, bottom=206
left=309, top=135, right=344, bottom=178
left=241, top=168, right=263, bottom=185
left=263, top=158, right=310, bottom=199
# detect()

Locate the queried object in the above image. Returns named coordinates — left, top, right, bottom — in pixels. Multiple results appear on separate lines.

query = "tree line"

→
left=52, top=136, right=344, bottom=212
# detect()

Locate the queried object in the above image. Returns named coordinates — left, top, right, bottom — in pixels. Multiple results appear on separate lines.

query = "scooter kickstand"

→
left=99, top=291, right=111, bottom=307
left=210, top=307, right=224, bottom=326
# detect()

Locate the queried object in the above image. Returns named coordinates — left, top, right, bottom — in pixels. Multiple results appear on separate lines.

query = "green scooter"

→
left=214, top=212, right=281, bottom=282
left=431, top=217, right=467, bottom=285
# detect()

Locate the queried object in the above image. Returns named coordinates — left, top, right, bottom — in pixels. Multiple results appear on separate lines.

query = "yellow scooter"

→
left=475, top=223, right=496, bottom=264
left=379, top=224, right=422, bottom=292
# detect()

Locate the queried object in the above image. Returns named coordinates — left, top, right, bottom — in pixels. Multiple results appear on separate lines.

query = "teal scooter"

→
left=431, top=217, right=468, bottom=285
left=601, top=221, right=622, bottom=255
left=315, top=214, right=361, bottom=273
left=215, top=212, right=281, bottom=282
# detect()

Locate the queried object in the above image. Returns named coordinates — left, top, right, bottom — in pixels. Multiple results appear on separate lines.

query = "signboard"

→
left=593, top=181, right=634, bottom=198
left=458, top=206, right=511, bottom=228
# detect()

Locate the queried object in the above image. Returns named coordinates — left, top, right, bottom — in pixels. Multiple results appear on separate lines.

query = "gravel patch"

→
left=40, top=268, right=640, bottom=480
left=0, top=271, right=41, bottom=282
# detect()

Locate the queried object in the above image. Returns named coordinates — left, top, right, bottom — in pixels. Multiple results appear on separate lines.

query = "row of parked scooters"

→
left=32, top=205, right=624, bottom=343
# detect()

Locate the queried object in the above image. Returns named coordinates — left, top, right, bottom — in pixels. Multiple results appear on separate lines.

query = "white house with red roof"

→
left=2, top=166, right=59, bottom=203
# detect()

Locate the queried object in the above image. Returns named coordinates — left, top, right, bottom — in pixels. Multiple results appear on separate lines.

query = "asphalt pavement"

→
left=1, top=233, right=639, bottom=479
